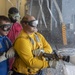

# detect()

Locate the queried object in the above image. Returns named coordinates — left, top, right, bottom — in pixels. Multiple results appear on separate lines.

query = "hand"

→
left=6, top=47, right=15, bottom=58
left=49, top=59, right=57, bottom=68
left=0, top=52, right=7, bottom=62
left=32, top=49, right=44, bottom=57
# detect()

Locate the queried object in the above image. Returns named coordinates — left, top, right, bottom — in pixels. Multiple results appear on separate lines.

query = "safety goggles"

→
left=24, top=20, right=38, bottom=27
left=10, top=13, right=20, bottom=20
left=0, top=24, right=12, bottom=31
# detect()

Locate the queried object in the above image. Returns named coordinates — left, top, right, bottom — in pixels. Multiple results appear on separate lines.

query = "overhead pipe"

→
left=8, top=0, right=14, bottom=6
left=29, top=0, right=33, bottom=15
left=53, top=0, right=63, bottom=22
left=46, top=0, right=57, bottom=31
left=24, top=0, right=30, bottom=15
left=38, top=0, right=47, bottom=28
left=37, top=0, right=43, bottom=20
left=52, top=0, right=67, bottom=45
left=16, top=0, right=21, bottom=11
left=37, top=0, right=43, bottom=26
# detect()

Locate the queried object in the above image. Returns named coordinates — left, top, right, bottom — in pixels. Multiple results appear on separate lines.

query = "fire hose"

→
left=42, top=48, right=75, bottom=66
left=42, top=50, right=70, bottom=62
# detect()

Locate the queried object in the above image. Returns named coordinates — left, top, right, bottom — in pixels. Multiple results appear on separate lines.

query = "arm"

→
left=39, top=33, right=53, bottom=53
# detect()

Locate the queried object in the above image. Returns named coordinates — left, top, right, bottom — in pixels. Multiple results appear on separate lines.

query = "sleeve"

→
left=6, top=37, right=12, bottom=48
left=14, top=38, right=49, bottom=69
left=39, top=33, right=53, bottom=54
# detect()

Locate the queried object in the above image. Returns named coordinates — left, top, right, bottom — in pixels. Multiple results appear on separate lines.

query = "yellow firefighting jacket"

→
left=13, top=30, right=52, bottom=74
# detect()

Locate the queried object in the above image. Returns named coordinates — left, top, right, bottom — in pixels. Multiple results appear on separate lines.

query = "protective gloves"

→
left=8, top=70, right=13, bottom=75
left=0, top=52, right=7, bottom=62
left=32, top=49, right=44, bottom=57
left=6, top=47, right=15, bottom=58
left=49, top=59, right=58, bottom=68
left=0, top=47, right=15, bottom=63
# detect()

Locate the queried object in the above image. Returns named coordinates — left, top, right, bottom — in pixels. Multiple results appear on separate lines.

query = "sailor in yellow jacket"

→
left=12, top=14, right=54, bottom=75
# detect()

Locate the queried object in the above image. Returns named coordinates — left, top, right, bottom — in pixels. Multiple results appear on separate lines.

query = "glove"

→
left=49, top=60, right=57, bottom=68
left=8, top=70, right=13, bottom=75
left=0, top=52, right=7, bottom=62
left=33, top=49, right=44, bottom=57
left=6, top=47, right=15, bottom=58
